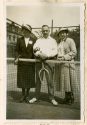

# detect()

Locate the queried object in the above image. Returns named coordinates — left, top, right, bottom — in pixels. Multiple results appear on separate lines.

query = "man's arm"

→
left=33, top=40, right=41, bottom=57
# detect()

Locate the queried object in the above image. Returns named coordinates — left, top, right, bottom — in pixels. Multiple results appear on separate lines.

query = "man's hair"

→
left=42, top=25, right=49, bottom=29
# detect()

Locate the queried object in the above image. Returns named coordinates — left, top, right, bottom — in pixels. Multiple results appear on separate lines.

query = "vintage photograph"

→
left=6, top=3, right=84, bottom=120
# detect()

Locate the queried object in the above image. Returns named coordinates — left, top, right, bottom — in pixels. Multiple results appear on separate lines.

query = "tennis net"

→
left=7, top=58, right=80, bottom=103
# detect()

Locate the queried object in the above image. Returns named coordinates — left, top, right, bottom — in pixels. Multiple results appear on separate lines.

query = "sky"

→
left=7, top=4, right=80, bottom=28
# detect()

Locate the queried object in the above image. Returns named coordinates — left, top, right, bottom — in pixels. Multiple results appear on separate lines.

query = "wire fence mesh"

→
left=7, top=58, right=80, bottom=104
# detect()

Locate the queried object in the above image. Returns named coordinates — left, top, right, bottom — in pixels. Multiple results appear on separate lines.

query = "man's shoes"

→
left=29, top=98, right=38, bottom=104
left=19, top=96, right=26, bottom=103
left=51, top=99, right=58, bottom=106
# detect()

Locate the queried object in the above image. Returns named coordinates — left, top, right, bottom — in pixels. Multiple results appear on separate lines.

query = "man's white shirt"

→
left=33, top=36, right=57, bottom=58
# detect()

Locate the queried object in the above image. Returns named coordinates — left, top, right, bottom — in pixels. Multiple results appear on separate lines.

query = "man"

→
left=29, top=25, right=58, bottom=106
left=57, top=28, right=77, bottom=104
left=14, top=24, right=36, bottom=103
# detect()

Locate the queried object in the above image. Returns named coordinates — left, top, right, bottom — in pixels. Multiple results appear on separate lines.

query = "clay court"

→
left=7, top=94, right=80, bottom=119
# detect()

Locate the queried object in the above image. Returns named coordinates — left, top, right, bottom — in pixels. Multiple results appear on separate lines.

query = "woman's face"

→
left=59, top=32, right=67, bottom=41
left=22, top=29, right=31, bottom=38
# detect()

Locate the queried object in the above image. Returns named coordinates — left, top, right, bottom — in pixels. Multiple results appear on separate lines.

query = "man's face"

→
left=42, top=26, right=50, bottom=38
left=59, top=31, right=67, bottom=41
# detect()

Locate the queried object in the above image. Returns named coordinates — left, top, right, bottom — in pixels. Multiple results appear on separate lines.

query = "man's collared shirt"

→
left=33, top=36, right=57, bottom=58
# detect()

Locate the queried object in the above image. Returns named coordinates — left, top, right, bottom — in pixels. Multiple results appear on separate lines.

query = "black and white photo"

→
left=6, top=3, right=84, bottom=121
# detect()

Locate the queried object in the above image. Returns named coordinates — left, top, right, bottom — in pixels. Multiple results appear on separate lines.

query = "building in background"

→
left=7, top=18, right=80, bottom=60
left=7, top=19, right=22, bottom=57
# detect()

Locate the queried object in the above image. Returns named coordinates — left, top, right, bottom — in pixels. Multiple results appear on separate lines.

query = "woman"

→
left=57, top=28, right=77, bottom=104
left=14, top=24, right=36, bottom=103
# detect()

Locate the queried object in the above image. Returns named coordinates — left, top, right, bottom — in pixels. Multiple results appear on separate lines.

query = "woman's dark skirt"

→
left=17, top=61, right=35, bottom=88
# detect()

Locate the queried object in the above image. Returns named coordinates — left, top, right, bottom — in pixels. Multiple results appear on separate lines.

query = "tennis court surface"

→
left=7, top=91, right=80, bottom=119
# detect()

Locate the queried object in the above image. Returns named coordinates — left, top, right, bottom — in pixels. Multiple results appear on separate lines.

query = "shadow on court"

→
left=6, top=91, right=80, bottom=119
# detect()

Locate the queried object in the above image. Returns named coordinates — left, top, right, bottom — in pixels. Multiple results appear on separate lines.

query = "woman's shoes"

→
left=63, top=92, right=74, bottom=105
left=19, top=95, right=30, bottom=103
left=25, top=96, right=30, bottom=103
left=19, top=95, right=26, bottom=103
